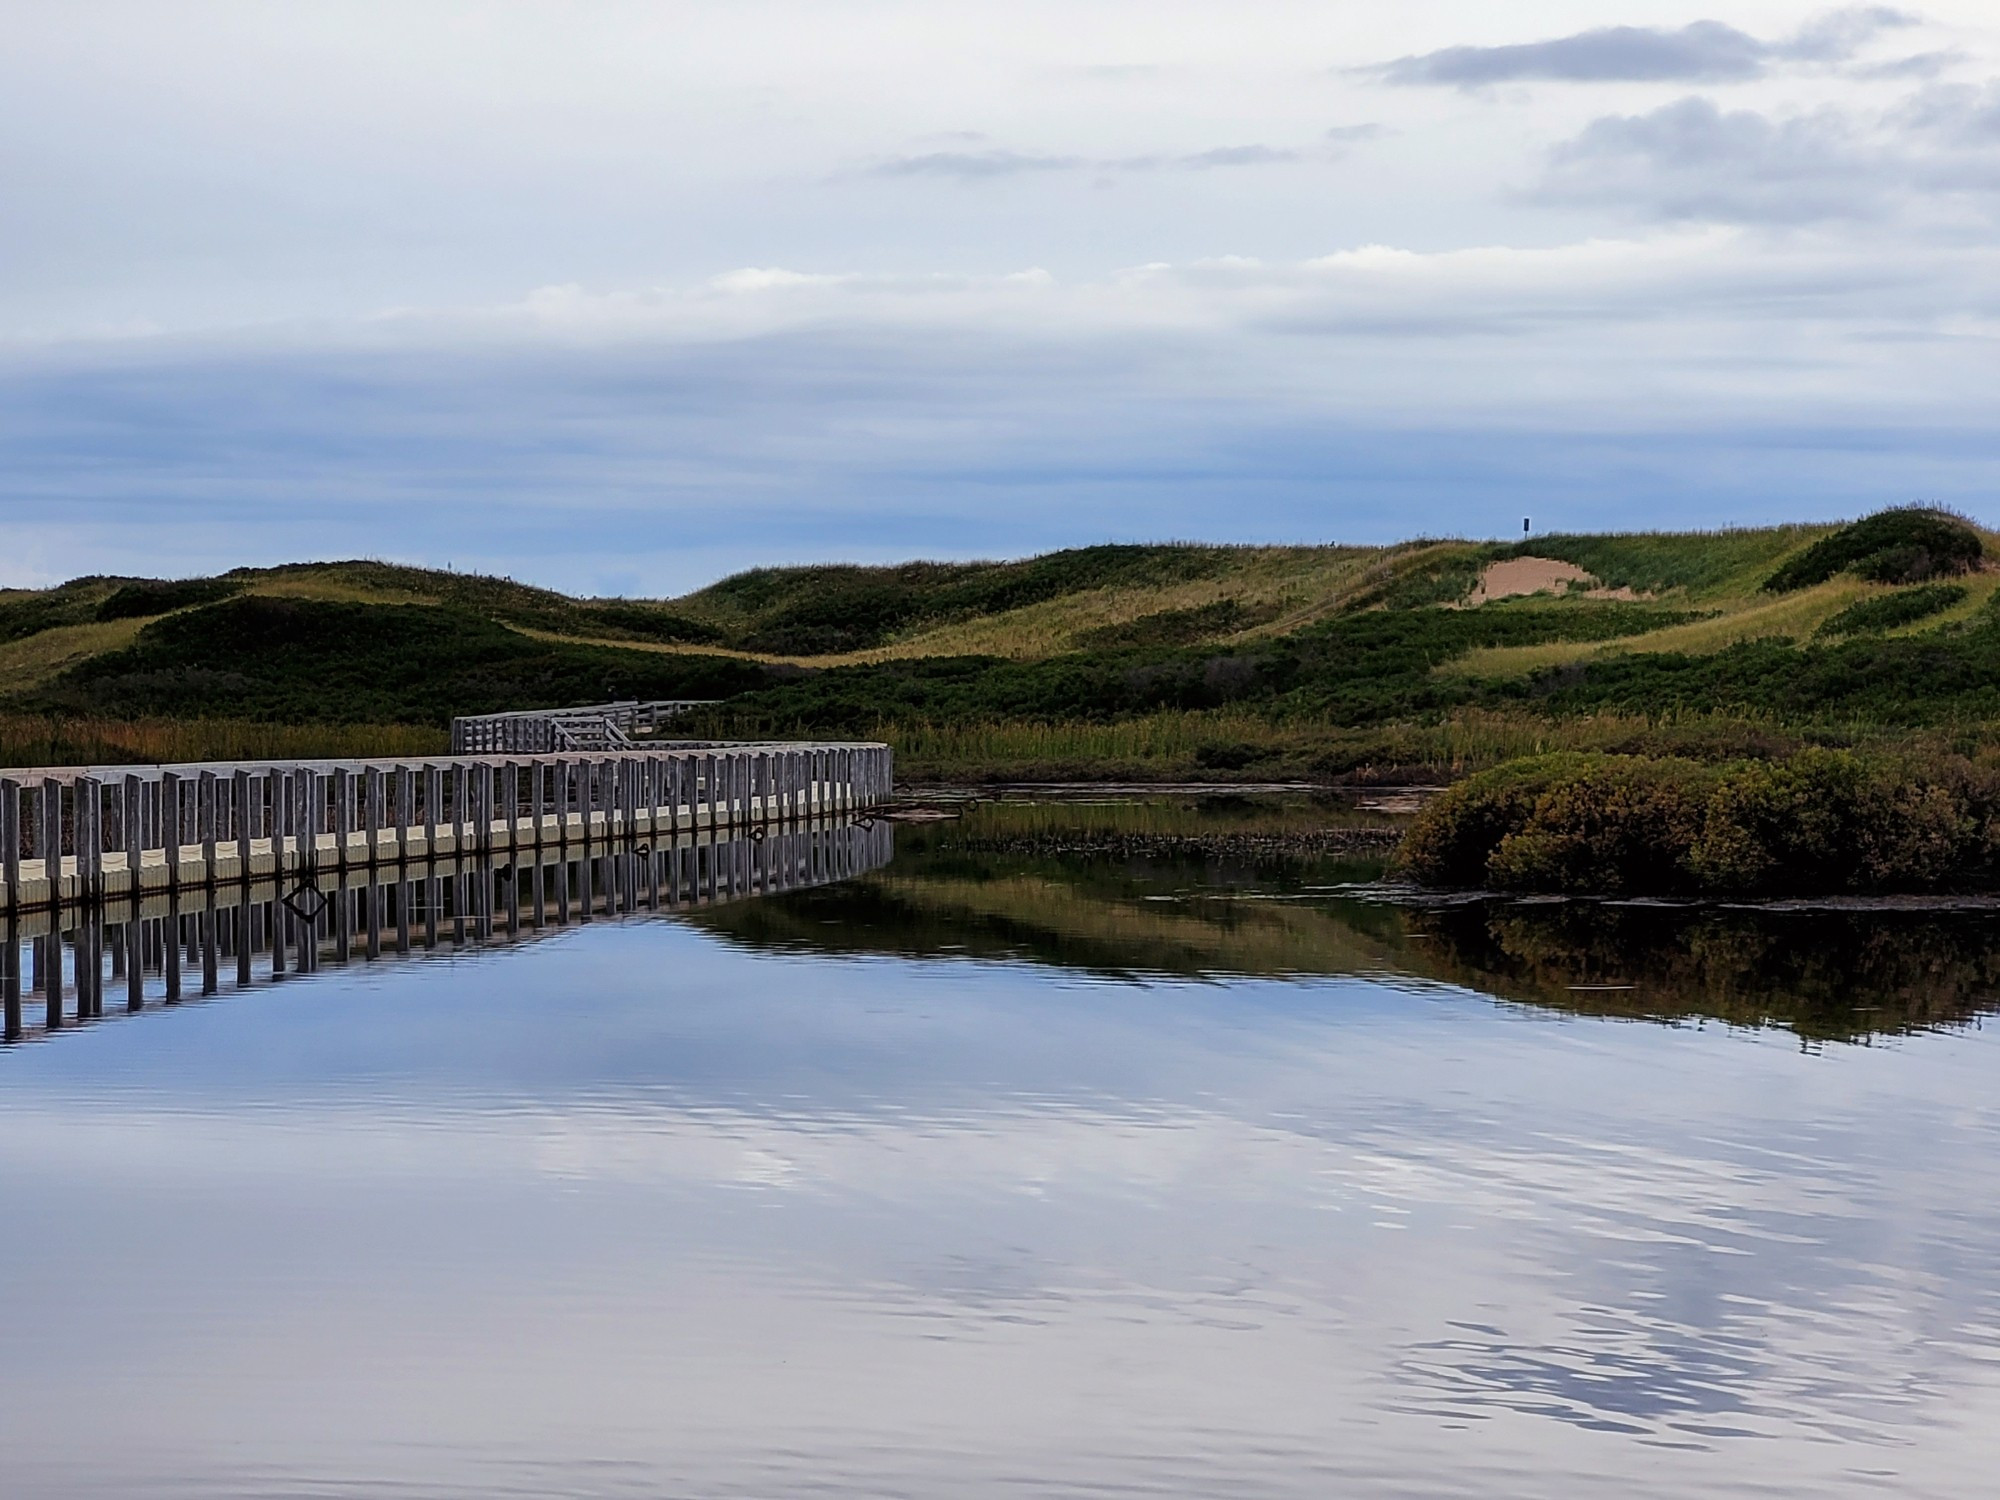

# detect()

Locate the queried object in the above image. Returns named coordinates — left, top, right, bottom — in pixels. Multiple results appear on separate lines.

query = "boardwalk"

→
left=1, top=740, right=893, bottom=915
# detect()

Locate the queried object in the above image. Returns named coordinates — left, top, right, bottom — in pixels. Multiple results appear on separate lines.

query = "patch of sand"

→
left=1465, top=556, right=1640, bottom=605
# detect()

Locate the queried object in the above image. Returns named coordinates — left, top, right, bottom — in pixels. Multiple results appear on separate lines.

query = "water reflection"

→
left=5, top=795, right=2000, bottom=1498
left=688, top=799, right=2000, bottom=1042
left=2, top=817, right=891, bottom=1042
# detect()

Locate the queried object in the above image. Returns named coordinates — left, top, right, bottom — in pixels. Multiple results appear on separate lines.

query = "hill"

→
left=1, top=509, right=1995, bottom=779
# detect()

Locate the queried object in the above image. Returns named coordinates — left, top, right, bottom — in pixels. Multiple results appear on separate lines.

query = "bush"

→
left=1816, top=583, right=1967, bottom=638
left=95, top=578, right=244, bottom=621
left=1764, top=508, right=1982, bottom=592
left=1398, top=749, right=2000, bottom=895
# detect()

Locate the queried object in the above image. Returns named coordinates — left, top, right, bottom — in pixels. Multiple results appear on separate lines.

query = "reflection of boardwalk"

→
left=1, top=818, right=894, bottom=1044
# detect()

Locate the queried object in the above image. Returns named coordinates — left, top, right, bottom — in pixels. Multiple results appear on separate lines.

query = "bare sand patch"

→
left=1465, top=556, right=1639, bottom=605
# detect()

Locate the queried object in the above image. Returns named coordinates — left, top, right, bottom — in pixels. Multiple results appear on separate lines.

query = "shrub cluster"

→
left=1764, top=508, right=1983, bottom=592
left=1397, top=749, right=2000, bottom=895
left=1815, top=582, right=1967, bottom=638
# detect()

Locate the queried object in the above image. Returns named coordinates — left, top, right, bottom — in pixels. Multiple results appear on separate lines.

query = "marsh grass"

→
left=0, top=714, right=446, bottom=770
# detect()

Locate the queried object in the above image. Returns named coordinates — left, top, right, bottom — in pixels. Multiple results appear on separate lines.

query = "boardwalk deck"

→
left=0, top=741, right=892, bottom=915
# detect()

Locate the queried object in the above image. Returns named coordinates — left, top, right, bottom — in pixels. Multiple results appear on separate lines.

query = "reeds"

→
left=0, top=714, right=447, bottom=770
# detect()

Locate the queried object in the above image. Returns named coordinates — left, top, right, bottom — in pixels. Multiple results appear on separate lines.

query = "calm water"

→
left=5, top=797, right=2000, bottom=1498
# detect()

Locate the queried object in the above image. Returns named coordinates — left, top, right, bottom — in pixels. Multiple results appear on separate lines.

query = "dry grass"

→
left=1441, top=573, right=2000, bottom=681
left=0, top=715, right=447, bottom=772
left=864, top=546, right=1388, bottom=661
left=0, top=619, right=149, bottom=692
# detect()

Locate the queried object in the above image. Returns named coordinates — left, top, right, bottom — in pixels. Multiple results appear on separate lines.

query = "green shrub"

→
left=95, top=578, right=244, bottom=621
left=1764, top=508, right=1982, bottom=592
left=1398, top=749, right=2000, bottom=895
left=1816, top=583, right=1967, bottom=638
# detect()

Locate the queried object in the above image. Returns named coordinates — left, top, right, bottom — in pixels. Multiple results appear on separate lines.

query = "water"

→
left=5, top=796, right=2000, bottom=1497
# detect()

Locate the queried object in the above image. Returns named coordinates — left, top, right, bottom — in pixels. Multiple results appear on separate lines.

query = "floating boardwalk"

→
left=0, top=727, right=895, bottom=1041
left=0, top=738, right=892, bottom=913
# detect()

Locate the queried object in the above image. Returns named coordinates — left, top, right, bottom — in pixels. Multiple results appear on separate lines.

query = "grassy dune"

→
left=2, top=511, right=1994, bottom=776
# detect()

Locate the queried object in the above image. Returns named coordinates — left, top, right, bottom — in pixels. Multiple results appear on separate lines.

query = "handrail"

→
left=0, top=740, right=894, bottom=919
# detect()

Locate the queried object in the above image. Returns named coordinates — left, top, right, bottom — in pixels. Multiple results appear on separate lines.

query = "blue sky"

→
left=2, top=2, right=1996, bottom=594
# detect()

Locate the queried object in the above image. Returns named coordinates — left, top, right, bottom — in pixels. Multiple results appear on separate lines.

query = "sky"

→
left=2, top=1, right=1997, bottom=595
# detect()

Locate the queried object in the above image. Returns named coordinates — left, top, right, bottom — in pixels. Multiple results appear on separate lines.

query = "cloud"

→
left=869, top=149, right=1086, bottom=179
left=866, top=142, right=1320, bottom=180
left=1539, top=98, right=1877, bottom=223
left=4, top=223, right=1998, bottom=589
left=1537, top=85, right=2000, bottom=225
left=1375, top=8, right=1916, bottom=89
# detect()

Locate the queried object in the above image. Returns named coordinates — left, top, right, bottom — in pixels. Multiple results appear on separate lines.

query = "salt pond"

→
left=4, top=796, right=1998, bottom=1497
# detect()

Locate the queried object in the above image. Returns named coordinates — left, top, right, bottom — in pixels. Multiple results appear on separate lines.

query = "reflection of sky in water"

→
left=4, top=918, right=2000, bottom=1497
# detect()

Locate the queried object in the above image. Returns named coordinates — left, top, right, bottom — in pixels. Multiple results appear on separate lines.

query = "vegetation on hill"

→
left=28, top=596, right=775, bottom=724
left=0, top=509, right=1994, bottom=795
left=1815, top=582, right=1968, bottom=638
left=1762, top=507, right=1982, bottom=592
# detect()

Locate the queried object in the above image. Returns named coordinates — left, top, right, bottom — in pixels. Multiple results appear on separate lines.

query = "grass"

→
left=5, top=512, right=1999, bottom=783
left=1495, top=525, right=1831, bottom=601
left=0, top=714, right=446, bottom=768
left=0, top=618, right=150, bottom=692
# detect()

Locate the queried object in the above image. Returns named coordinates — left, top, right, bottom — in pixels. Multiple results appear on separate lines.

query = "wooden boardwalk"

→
left=1, top=740, right=893, bottom=915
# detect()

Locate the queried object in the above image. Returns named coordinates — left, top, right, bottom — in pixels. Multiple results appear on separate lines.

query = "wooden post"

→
left=333, top=768, right=351, bottom=871
left=366, top=766, right=383, bottom=866
left=200, top=771, right=218, bottom=886
left=122, top=775, right=143, bottom=897
left=161, top=771, right=181, bottom=890
left=395, top=765, right=412, bottom=865
left=41, top=777, right=63, bottom=909
left=235, top=770, right=252, bottom=886
left=504, top=761, right=520, bottom=850
left=424, top=764, right=439, bottom=860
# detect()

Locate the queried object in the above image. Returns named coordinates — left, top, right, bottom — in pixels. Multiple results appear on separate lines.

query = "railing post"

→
left=38, top=777, right=60, bottom=910
left=424, top=764, right=439, bottom=860
left=160, top=771, right=181, bottom=890
left=333, top=768, right=350, bottom=872
left=366, top=766, right=383, bottom=866
left=77, top=777, right=101, bottom=903
left=395, top=765, right=412, bottom=865
left=200, top=771, right=218, bottom=885
left=235, top=769, right=252, bottom=885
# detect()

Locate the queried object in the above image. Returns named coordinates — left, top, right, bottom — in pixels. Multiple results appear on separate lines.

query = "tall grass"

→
left=0, top=714, right=447, bottom=770
left=876, top=708, right=1853, bottom=783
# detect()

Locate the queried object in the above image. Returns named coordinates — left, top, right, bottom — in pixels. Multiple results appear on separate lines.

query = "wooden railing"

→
left=0, top=741, right=893, bottom=916
left=451, top=700, right=721, bottom=753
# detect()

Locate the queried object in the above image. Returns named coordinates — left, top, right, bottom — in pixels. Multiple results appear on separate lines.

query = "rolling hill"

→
left=2, top=509, right=1995, bottom=779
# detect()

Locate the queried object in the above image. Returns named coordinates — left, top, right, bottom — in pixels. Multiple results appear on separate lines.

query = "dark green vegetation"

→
left=1815, top=583, right=1967, bottom=638
left=698, top=599, right=1698, bottom=734
left=1501, top=610, right=2000, bottom=726
left=1763, top=507, right=1982, bottom=592
left=0, top=510, right=1994, bottom=805
left=1399, top=749, right=2000, bottom=896
left=36, top=596, right=773, bottom=724
left=685, top=545, right=1237, bottom=654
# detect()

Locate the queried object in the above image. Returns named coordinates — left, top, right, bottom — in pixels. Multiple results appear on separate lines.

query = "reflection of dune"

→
left=692, top=818, right=2000, bottom=1041
left=692, top=869, right=1419, bottom=981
